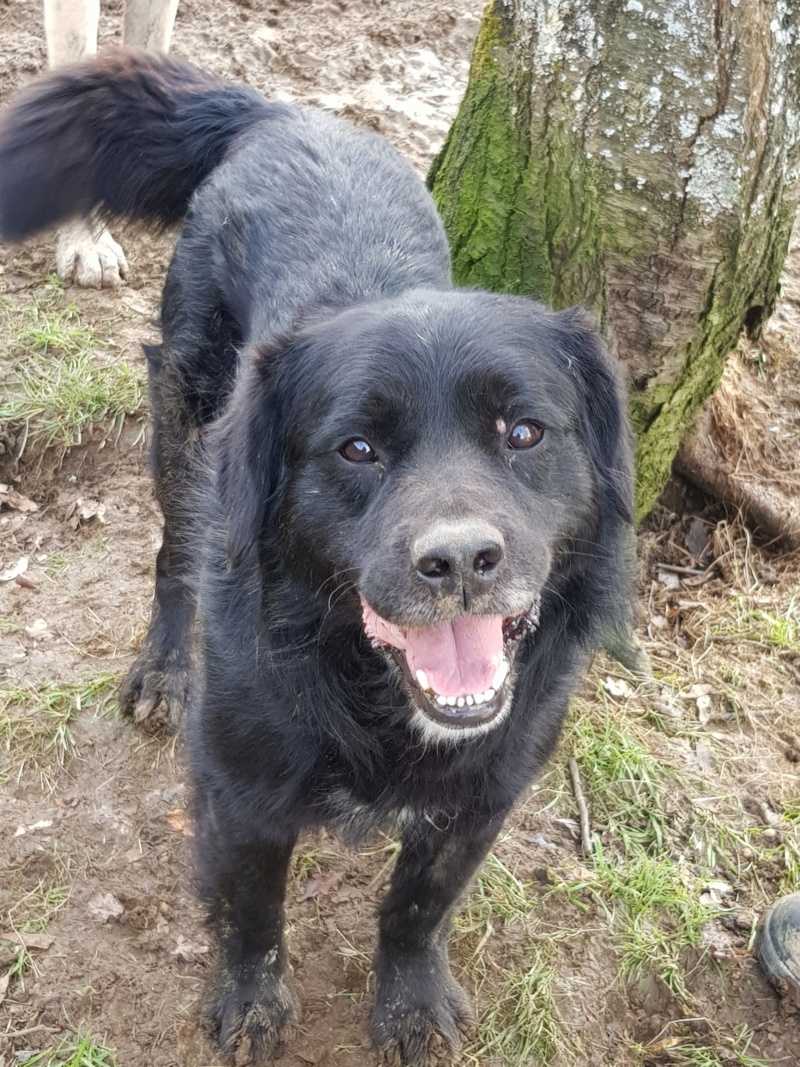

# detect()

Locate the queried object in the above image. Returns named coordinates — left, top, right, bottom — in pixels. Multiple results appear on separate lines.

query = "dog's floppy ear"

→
left=553, top=306, right=634, bottom=525
left=552, top=307, right=636, bottom=649
left=211, top=343, right=287, bottom=565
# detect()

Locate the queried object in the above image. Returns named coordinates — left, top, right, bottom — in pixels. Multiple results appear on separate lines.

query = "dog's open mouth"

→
left=361, top=596, right=540, bottom=729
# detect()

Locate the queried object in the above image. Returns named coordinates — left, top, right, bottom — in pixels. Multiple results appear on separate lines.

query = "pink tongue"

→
left=361, top=600, right=505, bottom=698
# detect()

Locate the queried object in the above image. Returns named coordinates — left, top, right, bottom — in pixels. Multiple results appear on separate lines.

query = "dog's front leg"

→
left=371, top=812, right=506, bottom=1067
left=203, top=832, right=300, bottom=1066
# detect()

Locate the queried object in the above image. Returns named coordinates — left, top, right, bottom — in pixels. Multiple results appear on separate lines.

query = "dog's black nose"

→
left=412, top=519, right=505, bottom=598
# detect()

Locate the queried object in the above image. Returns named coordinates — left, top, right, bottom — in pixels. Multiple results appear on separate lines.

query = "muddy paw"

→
left=207, top=976, right=300, bottom=1066
left=119, top=645, right=190, bottom=733
left=372, top=951, right=474, bottom=1067
left=56, top=219, right=129, bottom=288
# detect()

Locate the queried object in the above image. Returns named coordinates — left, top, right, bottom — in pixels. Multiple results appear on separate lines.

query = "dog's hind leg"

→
left=199, top=821, right=300, bottom=1066
left=371, top=814, right=506, bottom=1067
left=119, top=343, right=200, bottom=731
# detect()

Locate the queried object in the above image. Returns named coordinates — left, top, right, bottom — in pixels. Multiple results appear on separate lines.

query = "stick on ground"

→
left=569, top=757, right=593, bottom=856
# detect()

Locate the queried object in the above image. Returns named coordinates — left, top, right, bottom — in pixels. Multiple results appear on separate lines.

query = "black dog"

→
left=0, top=51, right=634, bottom=1066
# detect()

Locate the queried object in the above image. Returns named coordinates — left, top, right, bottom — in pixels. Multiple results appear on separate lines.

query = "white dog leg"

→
left=55, top=219, right=130, bottom=288
left=43, top=0, right=99, bottom=65
left=43, top=0, right=130, bottom=287
left=123, top=0, right=179, bottom=52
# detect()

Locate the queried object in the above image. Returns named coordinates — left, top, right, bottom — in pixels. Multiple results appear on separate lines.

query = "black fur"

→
left=0, top=51, right=634, bottom=1067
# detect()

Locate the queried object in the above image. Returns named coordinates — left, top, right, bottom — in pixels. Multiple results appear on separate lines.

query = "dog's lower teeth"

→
left=416, top=669, right=430, bottom=691
left=430, top=689, right=497, bottom=709
left=491, top=659, right=509, bottom=691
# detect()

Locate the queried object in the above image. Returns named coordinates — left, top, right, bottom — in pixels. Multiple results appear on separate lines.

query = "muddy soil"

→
left=2, top=2, right=800, bottom=1066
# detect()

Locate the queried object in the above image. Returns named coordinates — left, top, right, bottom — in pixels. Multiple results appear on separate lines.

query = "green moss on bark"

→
left=428, top=7, right=606, bottom=308
left=430, top=1, right=800, bottom=521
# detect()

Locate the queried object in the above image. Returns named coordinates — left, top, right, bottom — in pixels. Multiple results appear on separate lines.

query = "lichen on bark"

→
left=430, top=0, right=800, bottom=519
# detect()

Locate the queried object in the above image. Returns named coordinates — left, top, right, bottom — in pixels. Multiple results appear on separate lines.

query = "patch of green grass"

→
left=5, top=856, right=70, bottom=934
left=718, top=598, right=800, bottom=652
left=13, top=300, right=97, bottom=358
left=456, top=852, right=535, bottom=950
left=0, top=298, right=146, bottom=451
left=290, top=844, right=341, bottom=884
left=567, top=698, right=671, bottom=852
left=690, top=806, right=800, bottom=902
left=0, top=348, right=146, bottom=451
left=585, top=846, right=717, bottom=998
left=467, top=946, right=570, bottom=1067
left=45, top=554, right=71, bottom=578
left=1, top=943, right=32, bottom=988
left=19, top=1030, right=118, bottom=1067
left=557, top=702, right=719, bottom=999
left=0, top=673, right=118, bottom=780
left=630, top=1023, right=770, bottom=1066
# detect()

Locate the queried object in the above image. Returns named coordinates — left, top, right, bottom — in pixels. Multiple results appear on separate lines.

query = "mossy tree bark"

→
left=429, top=0, right=800, bottom=519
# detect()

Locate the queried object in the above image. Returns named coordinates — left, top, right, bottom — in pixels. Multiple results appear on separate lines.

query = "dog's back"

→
left=166, top=104, right=451, bottom=347
left=0, top=48, right=451, bottom=346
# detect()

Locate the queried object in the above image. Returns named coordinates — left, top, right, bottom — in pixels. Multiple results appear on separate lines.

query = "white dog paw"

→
left=56, top=220, right=129, bottom=288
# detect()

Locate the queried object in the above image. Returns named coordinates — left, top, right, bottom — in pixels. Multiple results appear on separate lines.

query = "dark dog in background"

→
left=0, top=51, right=634, bottom=1067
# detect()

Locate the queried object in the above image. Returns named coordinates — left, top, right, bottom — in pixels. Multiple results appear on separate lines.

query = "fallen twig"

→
left=568, top=757, right=593, bottom=856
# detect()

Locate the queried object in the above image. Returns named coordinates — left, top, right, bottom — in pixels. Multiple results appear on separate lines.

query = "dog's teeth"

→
left=416, top=669, right=430, bottom=691
left=447, top=696, right=457, bottom=706
left=484, top=688, right=496, bottom=702
left=491, top=659, right=509, bottom=691
left=435, top=695, right=448, bottom=706
left=457, top=697, right=465, bottom=708
left=465, top=695, right=474, bottom=706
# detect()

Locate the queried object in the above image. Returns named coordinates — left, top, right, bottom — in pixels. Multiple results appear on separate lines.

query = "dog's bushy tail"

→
left=0, top=49, right=270, bottom=241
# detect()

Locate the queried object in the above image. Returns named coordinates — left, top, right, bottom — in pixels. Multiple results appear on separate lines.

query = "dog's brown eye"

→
left=340, top=438, right=377, bottom=463
left=508, top=420, right=544, bottom=449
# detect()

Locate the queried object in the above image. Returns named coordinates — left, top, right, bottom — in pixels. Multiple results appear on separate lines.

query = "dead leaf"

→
left=298, top=870, right=344, bottom=901
left=65, top=498, right=108, bottom=529
left=1, top=930, right=54, bottom=950
left=696, top=695, right=714, bottom=724
left=171, top=935, right=210, bottom=963
left=564, top=865, right=598, bottom=883
left=0, top=556, right=28, bottom=583
left=703, top=879, right=733, bottom=895
left=0, top=971, right=9, bottom=1005
left=601, top=676, right=634, bottom=699
left=657, top=570, right=681, bottom=591
left=15, top=570, right=41, bottom=590
left=24, top=618, right=51, bottom=639
left=645, top=1035, right=685, bottom=1054
left=165, top=808, right=194, bottom=836
left=0, top=485, right=37, bottom=513
left=88, top=891, right=124, bottom=923
left=685, top=517, right=710, bottom=559
left=693, top=741, right=715, bottom=773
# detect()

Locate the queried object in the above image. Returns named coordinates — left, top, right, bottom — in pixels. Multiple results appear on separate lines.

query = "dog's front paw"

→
left=119, top=642, right=190, bottom=733
left=56, top=219, right=129, bottom=288
left=207, top=974, right=300, bottom=1066
left=371, top=951, right=474, bottom=1067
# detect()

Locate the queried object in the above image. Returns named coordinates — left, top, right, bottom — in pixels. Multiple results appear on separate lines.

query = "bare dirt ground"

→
left=1, top=2, right=800, bottom=1066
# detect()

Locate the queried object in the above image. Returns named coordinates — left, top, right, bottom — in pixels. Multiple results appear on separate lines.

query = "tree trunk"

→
left=429, top=0, right=800, bottom=519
